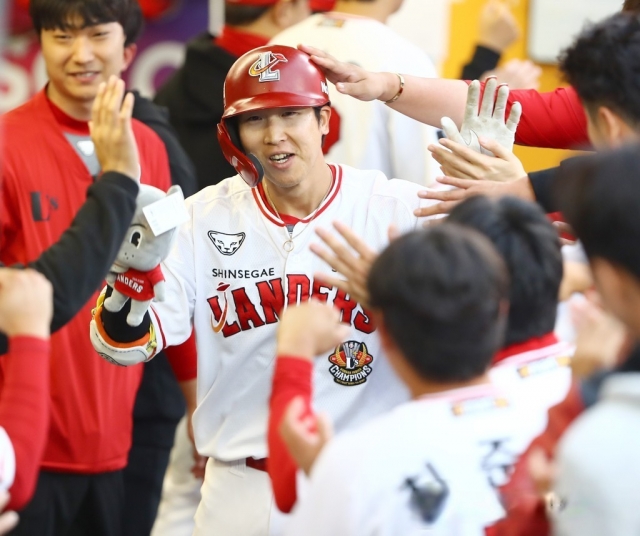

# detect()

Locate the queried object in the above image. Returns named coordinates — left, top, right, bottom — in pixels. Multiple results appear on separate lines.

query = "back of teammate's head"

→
left=559, top=12, right=640, bottom=129
left=367, top=224, right=509, bottom=383
left=555, top=145, right=640, bottom=279
left=30, top=0, right=143, bottom=46
left=447, top=196, right=562, bottom=347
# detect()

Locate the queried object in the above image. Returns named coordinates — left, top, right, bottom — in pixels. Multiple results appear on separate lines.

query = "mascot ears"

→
left=217, top=123, right=264, bottom=188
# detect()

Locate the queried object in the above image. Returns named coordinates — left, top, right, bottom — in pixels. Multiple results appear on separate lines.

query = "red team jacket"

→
left=0, top=89, right=171, bottom=474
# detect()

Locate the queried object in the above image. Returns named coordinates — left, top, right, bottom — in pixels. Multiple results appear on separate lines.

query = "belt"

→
left=245, top=457, right=268, bottom=472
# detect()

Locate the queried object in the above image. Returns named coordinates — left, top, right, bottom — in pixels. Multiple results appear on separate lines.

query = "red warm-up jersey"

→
left=0, top=89, right=171, bottom=473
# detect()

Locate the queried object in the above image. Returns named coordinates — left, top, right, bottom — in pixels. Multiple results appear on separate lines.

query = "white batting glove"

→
left=441, top=78, right=522, bottom=156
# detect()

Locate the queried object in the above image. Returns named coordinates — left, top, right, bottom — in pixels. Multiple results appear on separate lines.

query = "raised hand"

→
left=441, top=78, right=522, bottom=155
left=429, top=136, right=527, bottom=183
left=298, top=44, right=399, bottom=102
left=89, top=75, right=140, bottom=181
left=0, top=268, right=53, bottom=339
left=310, top=221, right=379, bottom=309
left=277, top=301, right=350, bottom=360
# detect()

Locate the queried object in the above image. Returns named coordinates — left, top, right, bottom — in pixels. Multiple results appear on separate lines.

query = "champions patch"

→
left=328, top=341, right=373, bottom=386
left=517, top=355, right=571, bottom=378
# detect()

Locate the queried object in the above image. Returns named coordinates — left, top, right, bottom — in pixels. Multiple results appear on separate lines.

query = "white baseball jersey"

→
left=148, top=164, right=432, bottom=461
left=490, top=338, right=574, bottom=439
left=285, top=382, right=544, bottom=536
left=270, top=13, right=441, bottom=187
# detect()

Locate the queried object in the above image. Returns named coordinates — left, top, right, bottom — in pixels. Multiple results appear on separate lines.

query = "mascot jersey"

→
left=137, top=164, right=437, bottom=461
left=0, top=89, right=171, bottom=472
left=115, top=266, right=165, bottom=301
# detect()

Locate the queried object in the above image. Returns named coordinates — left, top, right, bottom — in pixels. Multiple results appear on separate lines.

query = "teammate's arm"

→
left=268, top=303, right=348, bottom=512
left=0, top=78, right=140, bottom=356
left=300, top=45, right=589, bottom=150
left=0, top=268, right=53, bottom=511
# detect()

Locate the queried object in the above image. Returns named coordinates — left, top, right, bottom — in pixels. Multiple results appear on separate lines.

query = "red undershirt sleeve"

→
left=466, top=82, right=589, bottom=150
left=0, top=336, right=50, bottom=510
left=267, top=356, right=314, bottom=513
left=164, top=330, right=197, bottom=382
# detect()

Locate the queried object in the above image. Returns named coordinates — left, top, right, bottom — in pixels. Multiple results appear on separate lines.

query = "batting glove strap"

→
left=90, top=302, right=157, bottom=366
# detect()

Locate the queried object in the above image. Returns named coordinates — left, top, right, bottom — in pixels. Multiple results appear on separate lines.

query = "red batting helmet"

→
left=217, top=45, right=331, bottom=187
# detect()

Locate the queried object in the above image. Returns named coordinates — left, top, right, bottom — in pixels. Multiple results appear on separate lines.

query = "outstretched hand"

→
left=277, top=301, right=350, bottom=360
left=298, top=44, right=399, bottom=102
left=429, top=136, right=527, bottom=183
left=89, top=75, right=140, bottom=181
left=441, top=78, right=521, bottom=155
left=0, top=268, right=53, bottom=339
left=310, top=221, right=386, bottom=309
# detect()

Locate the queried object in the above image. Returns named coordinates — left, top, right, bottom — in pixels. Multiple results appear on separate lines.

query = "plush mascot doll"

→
left=104, top=184, right=184, bottom=326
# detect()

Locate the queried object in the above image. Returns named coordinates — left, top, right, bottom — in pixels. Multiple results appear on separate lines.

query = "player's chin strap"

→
left=89, top=293, right=158, bottom=367
left=217, top=121, right=264, bottom=188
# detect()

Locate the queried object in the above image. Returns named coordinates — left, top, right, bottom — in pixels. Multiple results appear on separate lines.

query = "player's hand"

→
left=277, top=301, right=350, bottom=360
left=483, top=59, right=542, bottom=90
left=570, top=294, right=628, bottom=379
left=89, top=75, right=140, bottom=182
left=279, top=397, right=333, bottom=476
left=558, top=262, right=593, bottom=302
left=311, top=221, right=380, bottom=309
left=298, top=44, right=399, bottom=102
left=414, top=175, right=535, bottom=219
left=477, top=0, right=520, bottom=53
left=429, top=136, right=527, bottom=183
left=0, top=492, right=18, bottom=535
left=441, top=78, right=521, bottom=155
left=0, top=268, right=53, bottom=339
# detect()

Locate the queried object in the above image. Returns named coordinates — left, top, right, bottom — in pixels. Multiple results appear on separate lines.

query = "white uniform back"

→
left=490, top=339, right=574, bottom=439
left=270, top=13, right=440, bottom=186
left=285, top=382, right=545, bottom=536
left=149, top=165, right=432, bottom=460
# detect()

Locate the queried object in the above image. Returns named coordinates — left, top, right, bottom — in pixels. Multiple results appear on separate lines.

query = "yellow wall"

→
left=443, top=0, right=578, bottom=171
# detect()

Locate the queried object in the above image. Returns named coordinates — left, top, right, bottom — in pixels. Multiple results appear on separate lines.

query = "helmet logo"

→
left=248, top=51, right=288, bottom=82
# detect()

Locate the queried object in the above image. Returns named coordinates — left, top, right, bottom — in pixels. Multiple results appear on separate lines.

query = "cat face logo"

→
left=208, top=231, right=246, bottom=256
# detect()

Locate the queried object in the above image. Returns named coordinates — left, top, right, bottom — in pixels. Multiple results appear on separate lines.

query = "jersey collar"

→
left=492, top=332, right=560, bottom=365
left=252, top=164, right=342, bottom=227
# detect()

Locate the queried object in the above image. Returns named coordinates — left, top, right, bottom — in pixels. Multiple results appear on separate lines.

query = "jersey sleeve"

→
left=147, top=204, right=197, bottom=352
left=0, top=336, right=50, bottom=510
left=509, top=86, right=588, bottom=149
left=164, top=330, right=198, bottom=382
left=267, top=356, right=314, bottom=513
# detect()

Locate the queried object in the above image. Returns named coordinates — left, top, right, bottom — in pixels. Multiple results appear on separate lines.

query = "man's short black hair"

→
left=554, top=145, right=640, bottom=279
left=559, top=12, right=640, bottom=126
left=447, top=196, right=562, bottom=346
left=30, top=0, right=143, bottom=46
left=368, top=224, right=509, bottom=383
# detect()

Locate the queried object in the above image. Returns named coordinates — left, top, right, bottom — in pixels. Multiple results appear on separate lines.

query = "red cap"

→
left=217, top=45, right=330, bottom=187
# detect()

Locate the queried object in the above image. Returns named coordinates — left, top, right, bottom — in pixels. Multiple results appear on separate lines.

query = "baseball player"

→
left=91, top=44, right=438, bottom=535
left=270, top=0, right=441, bottom=186
left=269, top=195, right=574, bottom=517
left=277, top=225, right=532, bottom=535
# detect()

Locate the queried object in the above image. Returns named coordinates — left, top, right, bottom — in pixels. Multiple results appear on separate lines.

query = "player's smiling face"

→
left=41, top=17, right=135, bottom=116
left=238, top=106, right=330, bottom=189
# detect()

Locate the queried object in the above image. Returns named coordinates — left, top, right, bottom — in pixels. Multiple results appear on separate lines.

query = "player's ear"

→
left=318, top=105, right=331, bottom=136
left=122, top=43, right=137, bottom=72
